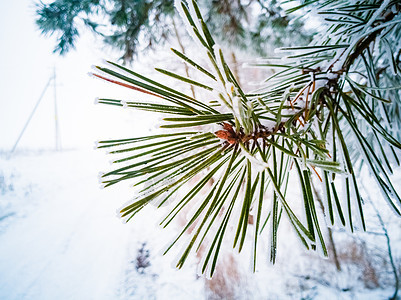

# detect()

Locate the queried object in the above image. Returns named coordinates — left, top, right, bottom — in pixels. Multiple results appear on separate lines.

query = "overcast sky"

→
left=0, top=0, right=160, bottom=153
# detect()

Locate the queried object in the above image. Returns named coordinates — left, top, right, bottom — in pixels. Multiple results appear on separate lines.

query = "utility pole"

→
left=54, top=67, right=61, bottom=151
left=9, top=69, right=62, bottom=158
left=9, top=77, right=53, bottom=156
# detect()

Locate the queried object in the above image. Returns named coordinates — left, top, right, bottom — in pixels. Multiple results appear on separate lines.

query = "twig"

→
left=369, top=200, right=399, bottom=300
left=172, top=19, right=196, bottom=99
left=341, top=9, right=397, bottom=73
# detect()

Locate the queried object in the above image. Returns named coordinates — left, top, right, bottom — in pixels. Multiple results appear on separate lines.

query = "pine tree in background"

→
left=91, top=0, right=401, bottom=278
left=204, top=0, right=310, bottom=55
left=35, top=0, right=310, bottom=62
left=35, top=0, right=175, bottom=61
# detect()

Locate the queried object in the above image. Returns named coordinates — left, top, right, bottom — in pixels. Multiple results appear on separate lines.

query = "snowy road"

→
left=0, top=150, right=131, bottom=299
left=0, top=150, right=204, bottom=300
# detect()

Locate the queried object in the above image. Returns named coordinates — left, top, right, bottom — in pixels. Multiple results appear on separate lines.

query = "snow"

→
left=365, top=0, right=390, bottom=29
left=0, top=150, right=203, bottom=300
left=0, top=151, right=124, bottom=299
left=259, top=119, right=276, bottom=131
left=0, top=148, right=400, bottom=299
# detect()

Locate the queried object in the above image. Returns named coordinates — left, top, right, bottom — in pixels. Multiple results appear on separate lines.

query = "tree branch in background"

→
left=172, top=19, right=196, bottom=98
left=36, top=0, right=311, bottom=63
left=368, top=200, right=399, bottom=300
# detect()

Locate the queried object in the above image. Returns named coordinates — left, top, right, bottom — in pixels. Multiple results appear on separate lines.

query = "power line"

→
left=9, top=70, right=61, bottom=158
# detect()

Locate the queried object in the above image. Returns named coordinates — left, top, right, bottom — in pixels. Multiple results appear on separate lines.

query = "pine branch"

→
left=92, top=0, right=401, bottom=276
left=338, top=7, right=398, bottom=73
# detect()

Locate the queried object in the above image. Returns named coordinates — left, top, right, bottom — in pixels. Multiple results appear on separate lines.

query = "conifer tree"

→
left=35, top=0, right=309, bottom=62
left=92, top=0, right=401, bottom=277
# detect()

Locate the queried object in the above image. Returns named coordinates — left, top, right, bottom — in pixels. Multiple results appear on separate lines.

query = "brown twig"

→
left=172, top=19, right=196, bottom=99
left=339, top=9, right=397, bottom=74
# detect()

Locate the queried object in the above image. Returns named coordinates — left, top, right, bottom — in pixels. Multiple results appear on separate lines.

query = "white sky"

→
left=0, top=1, right=319, bottom=154
left=0, top=0, right=160, bottom=152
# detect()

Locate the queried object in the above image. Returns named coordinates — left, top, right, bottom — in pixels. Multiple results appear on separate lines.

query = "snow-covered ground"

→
left=0, top=149, right=400, bottom=299
left=0, top=150, right=204, bottom=300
